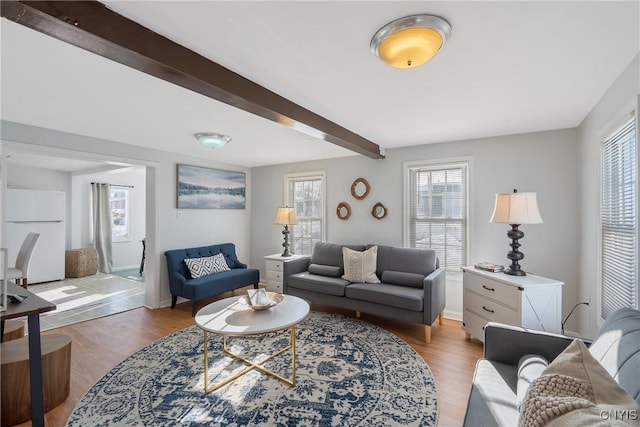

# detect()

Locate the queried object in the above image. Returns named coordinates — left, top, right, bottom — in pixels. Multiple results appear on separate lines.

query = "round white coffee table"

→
left=195, top=294, right=309, bottom=393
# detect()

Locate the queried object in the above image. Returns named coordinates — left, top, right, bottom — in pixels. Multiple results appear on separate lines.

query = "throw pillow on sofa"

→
left=308, top=263, right=344, bottom=278
left=517, top=354, right=549, bottom=409
left=519, top=339, right=640, bottom=427
left=185, top=253, right=230, bottom=278
left=342, top=246, right=380, bottom=284
left=381, top=270, right=425, bottom=288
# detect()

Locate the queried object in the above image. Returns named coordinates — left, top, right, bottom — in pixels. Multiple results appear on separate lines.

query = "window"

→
left=601, top=114, right=638, bottom=320
left=405, top=160, right=468, bottom=271
left=110, top=186, right=130, bottom=240
left=285, top=172, right=325, bottom=256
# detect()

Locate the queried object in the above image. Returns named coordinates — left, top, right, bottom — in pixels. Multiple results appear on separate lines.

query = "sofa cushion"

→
left=372, top=245, right=438, bottom=277
left=381, top=270, right=425, bottom=288
left=287, top=272, right=350, bottom=296
left=345, top=283, right=423, bottom=311
left=185, top=254, right=229, bottom=278
left=342, top=246, right=380, bottom=283
left=466, top=359, right=520, bottom=427
left=308, top=263, right=344, bottom=278
left=182, top=268, right=259, bottom=300
left=310, top=242, right=366, bottom=268
left=519, top=339, right=640, bottom=427
left=517, top=354, right=548, bottom=408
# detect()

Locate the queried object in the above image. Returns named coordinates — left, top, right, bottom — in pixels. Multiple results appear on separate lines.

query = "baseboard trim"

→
left=443, top=310, right=462, bottom=322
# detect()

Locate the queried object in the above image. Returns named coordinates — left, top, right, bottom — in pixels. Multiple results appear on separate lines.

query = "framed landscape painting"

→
left=177, top=164, right=246, bottom=209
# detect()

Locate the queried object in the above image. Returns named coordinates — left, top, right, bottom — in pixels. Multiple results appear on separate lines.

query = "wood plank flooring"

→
left=19, top=288, right=483, bottom=427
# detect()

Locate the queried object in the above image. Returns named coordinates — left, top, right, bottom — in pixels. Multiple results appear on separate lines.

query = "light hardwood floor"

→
left=23, top=287, right=484, bottom=427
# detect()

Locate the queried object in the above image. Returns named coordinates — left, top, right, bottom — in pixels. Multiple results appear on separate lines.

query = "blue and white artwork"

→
left=177, top=164, right=246, bottom=209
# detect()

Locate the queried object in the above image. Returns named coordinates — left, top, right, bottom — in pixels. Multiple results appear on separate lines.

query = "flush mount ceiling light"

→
left=194, top=132, right=231, bottom=149
left=370, top=14, right=451, bottom=69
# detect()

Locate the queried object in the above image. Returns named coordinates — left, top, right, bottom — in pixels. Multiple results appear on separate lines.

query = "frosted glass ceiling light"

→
left=195, top=132, right=231, bottom=149
left=371, top=14, right=451, bottom=69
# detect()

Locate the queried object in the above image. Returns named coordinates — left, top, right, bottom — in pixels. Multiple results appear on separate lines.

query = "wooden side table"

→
left=1, top=334, right=72, bottom=426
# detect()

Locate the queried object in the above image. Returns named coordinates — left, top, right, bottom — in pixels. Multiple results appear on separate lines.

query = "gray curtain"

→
left=91, top=183, right=113, bottom=273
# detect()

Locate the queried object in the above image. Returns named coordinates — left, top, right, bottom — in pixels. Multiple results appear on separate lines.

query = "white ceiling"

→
left=1, top=1, right=639, bottom=169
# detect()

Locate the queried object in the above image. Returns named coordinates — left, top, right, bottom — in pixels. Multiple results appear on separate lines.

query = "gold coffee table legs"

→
left=203, top=326, right=297, bottom=394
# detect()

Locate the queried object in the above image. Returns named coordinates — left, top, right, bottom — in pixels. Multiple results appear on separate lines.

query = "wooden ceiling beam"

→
left=1, top=0, right=384, bottom=159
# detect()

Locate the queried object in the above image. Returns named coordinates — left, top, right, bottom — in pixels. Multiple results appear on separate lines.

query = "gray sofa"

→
left=463, top=307, right=640, bottom=426
left=283, top=242, right=446, bottom=343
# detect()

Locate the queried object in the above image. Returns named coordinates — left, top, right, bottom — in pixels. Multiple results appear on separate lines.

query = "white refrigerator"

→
left=5, top=189, right=66, bottom=284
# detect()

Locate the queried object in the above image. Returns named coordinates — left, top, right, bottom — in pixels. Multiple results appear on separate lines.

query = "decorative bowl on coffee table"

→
left=240, top=290, right=284, bottom=310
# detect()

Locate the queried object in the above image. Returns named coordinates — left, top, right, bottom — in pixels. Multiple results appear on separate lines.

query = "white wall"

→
left=1, top=121, right=252, bottom=309
left=251, top=129, right=581, bottom=323
left=577, top=54, right=640, bottom=338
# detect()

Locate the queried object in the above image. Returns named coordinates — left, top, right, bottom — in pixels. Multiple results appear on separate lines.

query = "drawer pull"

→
left=482, top=285, right=495, bottom=292
left=482, top=306, right=495, bottom=314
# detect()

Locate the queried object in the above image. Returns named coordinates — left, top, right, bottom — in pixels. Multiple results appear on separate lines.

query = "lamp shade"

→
left=489, top=192, right=543, bottom=225
left=274, top=206, right=297, bottom=225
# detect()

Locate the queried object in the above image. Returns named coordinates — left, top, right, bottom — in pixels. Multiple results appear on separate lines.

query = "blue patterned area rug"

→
left=66, top=312, right=438, bottom=426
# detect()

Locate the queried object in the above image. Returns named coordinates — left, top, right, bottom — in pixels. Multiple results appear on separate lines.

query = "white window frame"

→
left=403, top=157, right=471, bottom=272
left=598, top=107, right=639, bottom=322
left=284, top=171, right=326, bottom=255
left=110, top=185, right=131, bottom=242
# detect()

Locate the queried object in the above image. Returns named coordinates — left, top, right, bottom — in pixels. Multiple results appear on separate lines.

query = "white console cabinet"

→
left=462, top=267, right=563, bottom=342
left=264, top=254, right=304, bottom=293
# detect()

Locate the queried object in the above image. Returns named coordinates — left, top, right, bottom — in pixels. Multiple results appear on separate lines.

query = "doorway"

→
left=2, top=144, right=156, bottom=329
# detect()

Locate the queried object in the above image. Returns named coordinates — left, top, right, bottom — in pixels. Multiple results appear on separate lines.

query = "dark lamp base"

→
left=280, top=225, right=293, bottom=258
left=504, top=269, right=526, bottom=276
left=503, top=223, right=527, bottom=277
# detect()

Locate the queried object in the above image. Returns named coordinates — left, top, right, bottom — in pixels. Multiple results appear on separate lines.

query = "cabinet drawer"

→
left=267, top=270, right=283, bottom=283
left=266, top=260, right=283, bottom=272
left=464, top=272, right=519, bottom=308
left=269, top=282, right=283, bottom=293
left=463, top=309, right=490, bottom=342
left=464, top=291, right=519, bottom=325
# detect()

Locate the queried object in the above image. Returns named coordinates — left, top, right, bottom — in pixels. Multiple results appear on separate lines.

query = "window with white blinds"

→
left=601, top=115, right=638, bottom=320
left=406, top=162, right=468, bottom=271
left=285, top=172, right=325, bottom=256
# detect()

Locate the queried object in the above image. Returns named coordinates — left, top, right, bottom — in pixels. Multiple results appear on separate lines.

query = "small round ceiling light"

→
left=194, top=132, right=231, bottom=149
left=371, top=14, right=451, bottom=69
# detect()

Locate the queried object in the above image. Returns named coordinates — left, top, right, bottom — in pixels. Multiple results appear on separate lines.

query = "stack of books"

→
left=474, top=262, right=505, bottom=273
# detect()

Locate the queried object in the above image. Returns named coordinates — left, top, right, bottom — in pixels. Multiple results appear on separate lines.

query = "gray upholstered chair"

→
left=463, top=307, right=640, bottom=426
left=7, top=232, right=40, bottom=289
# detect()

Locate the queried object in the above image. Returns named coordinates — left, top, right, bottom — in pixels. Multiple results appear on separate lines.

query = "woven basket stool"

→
left=65, top=248, right=98, bottom=278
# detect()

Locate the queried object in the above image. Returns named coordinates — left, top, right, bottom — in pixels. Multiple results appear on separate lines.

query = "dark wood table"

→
left=1, top=281, right=56, bottom=427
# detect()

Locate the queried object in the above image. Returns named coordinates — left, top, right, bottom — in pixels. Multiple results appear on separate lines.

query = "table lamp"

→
left=274, top=206, right=297, bottom=257
left=489, top=189, right=543, bottom=276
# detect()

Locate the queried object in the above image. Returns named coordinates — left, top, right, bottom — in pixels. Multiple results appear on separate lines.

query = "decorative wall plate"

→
left=336, top=202, right=352, bottom=220
left=350, top=178, right=370, bottom=200
left=371, top=202, right=388, bottom=220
